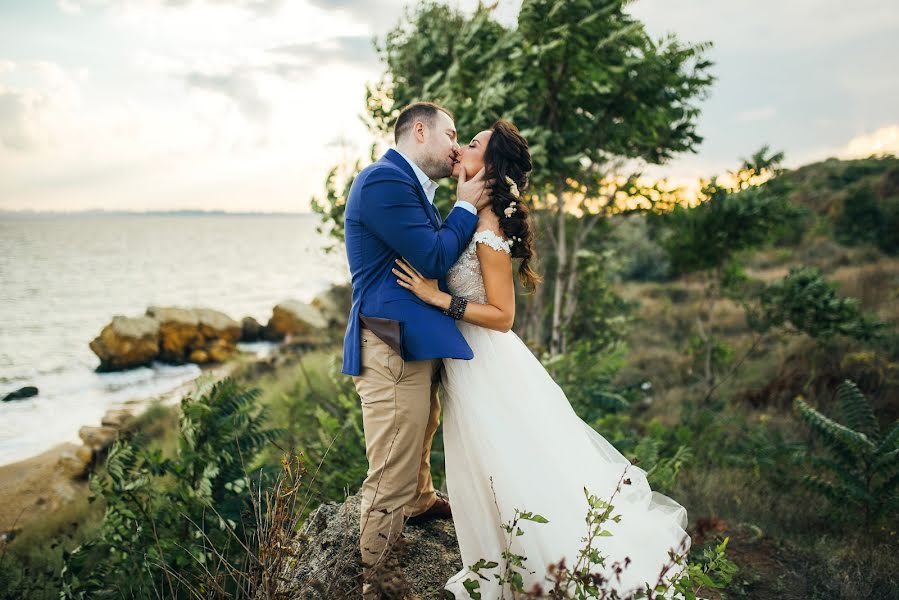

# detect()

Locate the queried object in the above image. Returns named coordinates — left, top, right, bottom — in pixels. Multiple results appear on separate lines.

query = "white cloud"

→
left=14, top=0, right=895, bottom=212
left=1, top=0, right=392, bottom=211
left=629, top=0, right=899, bottom=51
left=0, top=61, right=82, bottom=152
left=0, top=47, right=374, bottom=212
left=57, top=0, right=83, bottom=15
left=737, top=106, right=777, bottom=122
left=840, top=124, right=899, bottom=158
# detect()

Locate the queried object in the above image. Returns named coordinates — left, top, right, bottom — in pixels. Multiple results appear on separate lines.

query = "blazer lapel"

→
left=382, top=149, right=440, bottom=229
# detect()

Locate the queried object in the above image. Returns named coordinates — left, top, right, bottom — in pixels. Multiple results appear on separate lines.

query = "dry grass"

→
left=828, top=257, right=899, bottom=312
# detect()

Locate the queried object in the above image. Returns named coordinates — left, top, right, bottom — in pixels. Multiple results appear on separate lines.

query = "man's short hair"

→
left=394, top=101, right=454, bottom=144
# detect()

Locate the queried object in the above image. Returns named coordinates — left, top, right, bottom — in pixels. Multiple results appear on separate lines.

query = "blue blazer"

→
left=341, top=149, right=479, bottom=376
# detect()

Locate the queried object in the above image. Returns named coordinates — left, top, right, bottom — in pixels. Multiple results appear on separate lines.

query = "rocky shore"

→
left=88, top=289, right=347, bottom=371
left=0, top=285, right=350, bottom=542
left=0, top=358, right=238, bottom=538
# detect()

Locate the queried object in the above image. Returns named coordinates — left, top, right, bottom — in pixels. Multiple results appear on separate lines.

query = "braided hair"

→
left=483, top=119, right=542, bottom=290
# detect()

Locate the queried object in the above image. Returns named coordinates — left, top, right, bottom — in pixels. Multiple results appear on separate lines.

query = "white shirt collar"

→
left=393, top=147, right=439, bottom=204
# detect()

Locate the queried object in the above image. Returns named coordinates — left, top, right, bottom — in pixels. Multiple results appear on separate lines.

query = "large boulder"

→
left=273, top=493, right=462, bottom=599
left=146, top=306, right=241, bottom=364
left=78, top=425, right=118, bottom=451
left=264, top=300, right=328, bottom=343
left=195, top=308, right=242, bottom=343
left=90, top=306, right=247, bottom=371
left=145, top=306, right=201, bottom=362
left=240, top=316, right=263, bottom=341
left=89, top=315, right=160, bottom=371
left=57, top=447, right=93, bottom=479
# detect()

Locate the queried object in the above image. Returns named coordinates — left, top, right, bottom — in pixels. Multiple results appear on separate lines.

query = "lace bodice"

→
left=445, top=229, right=511, bottom=304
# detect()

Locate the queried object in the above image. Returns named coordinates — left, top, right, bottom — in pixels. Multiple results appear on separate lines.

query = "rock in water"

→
left=91, top=306, right=244, bottom=370
left=146, top=306, right=201, bottom=362
left=2, top=386, right=39, bottom=402
left=264, top=300, right=328, bottom=343
left=276, top=493, right=463, bottom=599
left=241, top=316, right=263, bottom=341
left=195, top=307, right=242, bottom=344
left=89, top=316, right=160, bottom=371
left=147, top=306, right=241, bottom=363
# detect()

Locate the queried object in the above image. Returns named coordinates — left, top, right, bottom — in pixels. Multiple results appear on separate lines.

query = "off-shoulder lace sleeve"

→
left=472, top=229, right=511, bottom=254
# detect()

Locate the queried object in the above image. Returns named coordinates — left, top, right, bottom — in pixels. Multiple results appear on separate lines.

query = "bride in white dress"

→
left=392, top=120, right=691, bottom=599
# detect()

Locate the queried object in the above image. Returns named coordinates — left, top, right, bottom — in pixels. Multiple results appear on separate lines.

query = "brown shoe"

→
left=407, top=493, right=451, bottom=524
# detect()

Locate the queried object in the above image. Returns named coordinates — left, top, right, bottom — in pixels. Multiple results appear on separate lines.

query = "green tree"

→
left=650, top=147, right=802, bottom=394
left=314, top=0, right=715, bottom=355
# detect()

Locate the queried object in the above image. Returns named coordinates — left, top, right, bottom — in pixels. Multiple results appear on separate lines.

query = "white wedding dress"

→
left=440, top=230, right=692, bottom=599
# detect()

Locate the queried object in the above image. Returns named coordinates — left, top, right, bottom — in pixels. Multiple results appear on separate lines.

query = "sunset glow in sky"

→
left=1, top=0, right=897, bottom=212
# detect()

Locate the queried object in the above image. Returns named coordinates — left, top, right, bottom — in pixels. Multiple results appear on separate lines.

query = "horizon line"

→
left=0, top=208, right=316, bottom=216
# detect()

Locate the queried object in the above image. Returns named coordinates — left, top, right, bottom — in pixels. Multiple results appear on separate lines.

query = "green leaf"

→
left=463, top=578, right=482, bottom=599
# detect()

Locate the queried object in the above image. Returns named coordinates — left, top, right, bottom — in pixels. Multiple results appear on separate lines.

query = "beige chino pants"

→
left=351, top=327, right=441, bottom=592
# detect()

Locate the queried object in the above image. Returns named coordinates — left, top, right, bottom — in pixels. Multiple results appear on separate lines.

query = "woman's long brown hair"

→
left=483, top=119, right=542, bottom=291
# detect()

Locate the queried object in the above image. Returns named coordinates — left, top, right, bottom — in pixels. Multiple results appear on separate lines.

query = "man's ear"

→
left=414, top=121, right=425, bottom=143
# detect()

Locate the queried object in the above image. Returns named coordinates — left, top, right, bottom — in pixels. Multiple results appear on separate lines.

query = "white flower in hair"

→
left=504, top=175, right=520, bottom=199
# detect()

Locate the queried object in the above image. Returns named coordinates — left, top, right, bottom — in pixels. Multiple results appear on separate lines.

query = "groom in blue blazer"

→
left=342, top=101, right=490, bottom=597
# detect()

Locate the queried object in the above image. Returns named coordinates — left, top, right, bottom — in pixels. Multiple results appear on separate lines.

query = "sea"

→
left=0, top=212, right=348, bottom=466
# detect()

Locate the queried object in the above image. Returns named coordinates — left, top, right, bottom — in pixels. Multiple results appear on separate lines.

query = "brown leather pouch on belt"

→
left=359, top=314, right=403, bottom=357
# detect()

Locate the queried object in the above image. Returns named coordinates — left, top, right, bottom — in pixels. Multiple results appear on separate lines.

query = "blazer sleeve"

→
left=359, top=171, right=479, bottom=279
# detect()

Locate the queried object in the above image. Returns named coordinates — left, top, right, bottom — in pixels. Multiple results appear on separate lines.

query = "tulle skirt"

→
left=441, top=321, right=691, bottom=598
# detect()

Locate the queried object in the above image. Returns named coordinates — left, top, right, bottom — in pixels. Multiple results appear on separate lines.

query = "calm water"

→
left=0, top=213, right=348, bottom=466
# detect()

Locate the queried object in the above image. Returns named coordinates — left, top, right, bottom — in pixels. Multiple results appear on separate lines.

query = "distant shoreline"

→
left=0, top=210, right=318, bottom=217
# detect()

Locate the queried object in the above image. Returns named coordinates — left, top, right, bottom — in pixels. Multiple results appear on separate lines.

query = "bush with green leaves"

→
left=792, top=379, right=899, bottom=528
left=748, top=266, right=885, bottom=342
left=59, top=377, right=283, bottom=599
left=834, top=179, right=899, bottom=255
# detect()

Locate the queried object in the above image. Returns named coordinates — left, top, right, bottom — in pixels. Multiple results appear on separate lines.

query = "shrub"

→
left=59, top=378, right=283, bottom=599
left=792, top=380, right=899, bottom=528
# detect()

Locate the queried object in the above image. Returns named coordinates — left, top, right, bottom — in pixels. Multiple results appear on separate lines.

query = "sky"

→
left=1, top=0, right=897, bottom=213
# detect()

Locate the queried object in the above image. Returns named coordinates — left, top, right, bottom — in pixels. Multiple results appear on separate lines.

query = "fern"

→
left=792, top=379, right=899, bottom=527
left=61, top=376, right=283, bottom=598
left=837, top=380, right=880, bottom=441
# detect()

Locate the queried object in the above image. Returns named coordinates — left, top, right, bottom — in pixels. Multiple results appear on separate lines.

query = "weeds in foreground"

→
left=462, top=465, right=736, bottom=600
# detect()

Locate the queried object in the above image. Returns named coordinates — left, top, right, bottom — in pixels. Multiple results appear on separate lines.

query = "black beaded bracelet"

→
left=452, top=296, right=468, bottom=319
left=443, top=296, right=460, bottom=319
left=443, top=295, right=468, bottom=320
